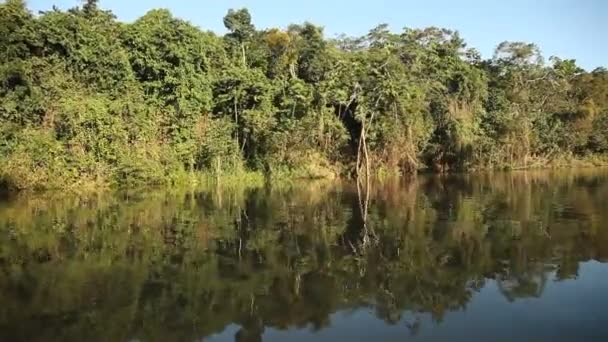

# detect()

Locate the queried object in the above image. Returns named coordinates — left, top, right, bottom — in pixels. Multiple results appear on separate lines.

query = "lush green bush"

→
left=0, top=126, right=74, bottom=189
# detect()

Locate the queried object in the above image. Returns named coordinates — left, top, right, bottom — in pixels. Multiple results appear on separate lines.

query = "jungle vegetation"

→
left=1, top=0, right=607, bottom=189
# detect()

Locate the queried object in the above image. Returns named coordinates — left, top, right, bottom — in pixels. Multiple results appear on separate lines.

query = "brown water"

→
left=0, top=170, right=607, bottom=342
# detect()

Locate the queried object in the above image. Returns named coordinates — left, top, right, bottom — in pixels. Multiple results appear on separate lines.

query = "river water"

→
left=0, top=170, right=607, bottom=341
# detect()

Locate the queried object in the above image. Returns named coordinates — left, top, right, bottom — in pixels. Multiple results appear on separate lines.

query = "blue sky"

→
left=26, top=0, right=607, bottom=70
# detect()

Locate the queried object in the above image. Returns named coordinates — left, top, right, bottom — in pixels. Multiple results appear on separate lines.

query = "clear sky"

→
left=26, top=0, right=607, bottom=70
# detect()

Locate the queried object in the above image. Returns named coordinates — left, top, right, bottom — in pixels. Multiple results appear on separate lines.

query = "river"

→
left=1, top=169, right=607, bottom=341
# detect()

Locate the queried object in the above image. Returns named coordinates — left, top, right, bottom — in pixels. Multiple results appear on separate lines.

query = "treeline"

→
left=1, top=0, right=607, bottom=189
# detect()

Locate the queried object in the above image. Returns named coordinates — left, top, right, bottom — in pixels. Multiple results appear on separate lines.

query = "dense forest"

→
left=1, top=0, right=607, bottom=189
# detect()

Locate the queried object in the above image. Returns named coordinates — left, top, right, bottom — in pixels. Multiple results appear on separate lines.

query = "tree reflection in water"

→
left=0, top=169, right=607, bottom=341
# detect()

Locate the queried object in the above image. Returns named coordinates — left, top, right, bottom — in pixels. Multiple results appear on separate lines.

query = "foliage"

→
left=1, top=1, right=607, bottom=189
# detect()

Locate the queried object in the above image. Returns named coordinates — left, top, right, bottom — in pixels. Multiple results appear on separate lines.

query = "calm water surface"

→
left=1, top=170, right=607, bottom=341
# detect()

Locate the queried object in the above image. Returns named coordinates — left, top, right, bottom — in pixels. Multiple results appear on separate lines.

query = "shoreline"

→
left=2, top=157, right=607, bottom=194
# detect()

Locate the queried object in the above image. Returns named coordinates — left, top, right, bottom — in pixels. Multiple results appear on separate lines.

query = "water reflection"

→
left=0, top=169, right=607, bottom=341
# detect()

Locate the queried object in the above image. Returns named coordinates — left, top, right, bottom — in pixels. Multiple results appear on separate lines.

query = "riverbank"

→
left=470, top=153, right=608, bottom=171
left=2, top=153, right=607, bottom=193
